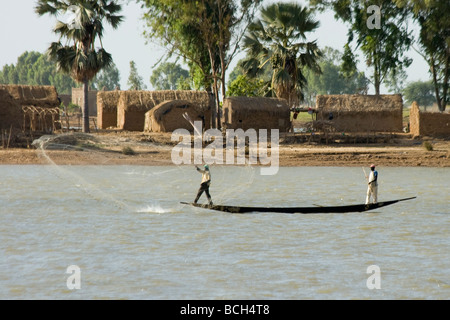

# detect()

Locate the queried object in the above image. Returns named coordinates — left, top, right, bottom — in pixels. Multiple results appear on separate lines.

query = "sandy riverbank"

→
left=0, top=131, right=449, bottom=167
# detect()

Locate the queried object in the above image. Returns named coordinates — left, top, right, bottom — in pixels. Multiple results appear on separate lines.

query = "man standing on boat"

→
left=194, top=164, right=213, bottom=205
left=365, top=164, right=378, bottom=204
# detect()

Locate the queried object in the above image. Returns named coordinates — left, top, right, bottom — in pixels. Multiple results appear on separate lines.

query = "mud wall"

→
left=0, top=85, right=60, bottom=132
left=409, top=101, right=450, bottom=137
left=97, top=91, right=121, bottom=129
left=316, top=94, right=403, bottom=133
left=222, top=97, right=291, bottom=132
left=72, top=88, right=98, bottom=116
left=117, top=90, right=213, bottom=131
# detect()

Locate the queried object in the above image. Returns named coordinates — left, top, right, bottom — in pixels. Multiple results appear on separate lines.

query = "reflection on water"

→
left=0, top=165, right=448, bottom=299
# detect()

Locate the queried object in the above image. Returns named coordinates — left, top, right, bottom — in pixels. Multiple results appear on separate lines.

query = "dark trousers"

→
left=194, top=181, right=212, bottom=204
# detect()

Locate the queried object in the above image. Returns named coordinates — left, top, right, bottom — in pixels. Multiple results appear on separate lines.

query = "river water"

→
left=0, top=165, right=448, bottom=300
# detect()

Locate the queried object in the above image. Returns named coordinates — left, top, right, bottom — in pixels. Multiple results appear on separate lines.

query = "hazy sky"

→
left=0, top=0, right=430, bottom=94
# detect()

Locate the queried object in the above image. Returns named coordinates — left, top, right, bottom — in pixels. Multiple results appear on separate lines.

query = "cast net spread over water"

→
left=32, top=132, right=256, bottom=212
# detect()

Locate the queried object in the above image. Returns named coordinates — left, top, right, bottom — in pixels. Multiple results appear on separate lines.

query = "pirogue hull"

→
left=181, top=197, right=416, bottom=214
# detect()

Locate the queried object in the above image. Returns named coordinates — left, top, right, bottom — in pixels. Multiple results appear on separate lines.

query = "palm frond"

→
left=273, top=68, right=293, bottom=85
left=104, top=1, right=122, bottom=15
left=105, top=13, right=124, bottom=30
left=241, top=2, right=322, bottom=102
left=78, top=5, right=95, bottom=27
left=46, top=41, right=63, bottom=62
left=35, top=1, right=59, bottom=16
left=240, top=57, right=261, bottom=78
left=242, top=34, right=264, bottom=56
left=96, top=48, right=113, bottom=70
left=92, top=19, right=104, bottom=39
left=50, top=45, right=77, bottom=75
left=39, top=0, right=122, bottom=83
left=53, top=20, right=72, bottom=36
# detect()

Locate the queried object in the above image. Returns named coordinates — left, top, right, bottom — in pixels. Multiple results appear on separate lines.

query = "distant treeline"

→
left=0, top=51, right=120, bottom=95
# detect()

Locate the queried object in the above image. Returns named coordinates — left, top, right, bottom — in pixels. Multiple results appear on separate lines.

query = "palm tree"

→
left=241, top=2, right=322, bottom=106
left=35, top=0, right=123, bottom=133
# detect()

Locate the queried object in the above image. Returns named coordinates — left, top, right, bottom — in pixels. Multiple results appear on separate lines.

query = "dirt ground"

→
left=0, top=130, right=449, bottom=167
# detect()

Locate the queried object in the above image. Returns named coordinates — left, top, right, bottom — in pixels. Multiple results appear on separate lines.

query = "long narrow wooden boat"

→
left=181, top=197, right=416, bottom=214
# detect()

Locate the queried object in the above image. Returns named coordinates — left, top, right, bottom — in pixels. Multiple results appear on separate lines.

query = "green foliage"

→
left=175, top=76, right=192, bottom=90
left=226, top=74, right=268, bottom=97
left=423, top=141, right=433, bottom=151
left=150, top=62, right=190, bottom=90
left=395, top=0, right=450, bottom=112
left=302, top=47, right=369, bottom=105
left=402, top=80, right=435, bottom=106
left=188, top=63, right=211, bottom=91
left=36, top=0, right=123, bottom=132
left=139, top=0, right=263, bottom=91
left=313, top=0, right=413, bottom=95
left=0, top=51, right=76, bottom=94
left=241, top=2, right=322, bottom=105
left=122, top=146, right=136, bottom=155
left=91, top=63, right=121, bottom=90
left=139, top=0, right=218, bottom=91
left=64, top=103, right=81, bottom=114
left=340, top=43, right=359, bottom=79
left=127, top=61, right=146, bottom=90
left=140, top=0, right=263, bottom=128
left=58, top=100, right=81, bottom=114
left=384, top=68, right=408, bottom=94
left=35, top=0, right=123, bottom=83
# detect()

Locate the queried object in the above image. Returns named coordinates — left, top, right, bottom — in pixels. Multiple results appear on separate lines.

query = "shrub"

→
left=423, top=141, right=433, bottom=151
left=122, top=146, right=136, bottom=155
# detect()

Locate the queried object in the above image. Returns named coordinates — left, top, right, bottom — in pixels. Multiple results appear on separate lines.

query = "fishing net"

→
left=32, top=129, right=258, bottom=212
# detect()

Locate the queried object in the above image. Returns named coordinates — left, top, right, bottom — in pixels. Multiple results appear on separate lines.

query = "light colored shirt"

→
left=197, top=167, right=211, bottom=183
left=368, top=170, right=378, bottom=186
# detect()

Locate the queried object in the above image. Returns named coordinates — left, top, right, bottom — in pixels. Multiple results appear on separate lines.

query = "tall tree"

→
left=150, top=62, right=190, bottom=90
left=0, top=51, right=77, bottom=93
left=302, top=47, right=369, bottom=105
left=35, top=0, right=123, bottom=132
left=139, top=0, right=263, bottom=128
left=226, top=74, right=268, bottom=97
left=140, top=0, right=215, bottom=126
left=127, top=61, right=146, bottom=90
left=384, top=68, right=408, bottom=94
left=141, top=0, right=211, bottom=90
left=241, top=2, right=322, bottom=105
left=0, top=64, right=18, bottom=84
left=227, top=56, right=272, bottom=97
left=394, top=0, right=449, bottom=112
left=402, top=80, right=435, bottom=107
left=91, top=62, right=121, bottom=91
left=310, top=0, right=413, bottom=95
left=15, top=51, right=42, bottom=84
